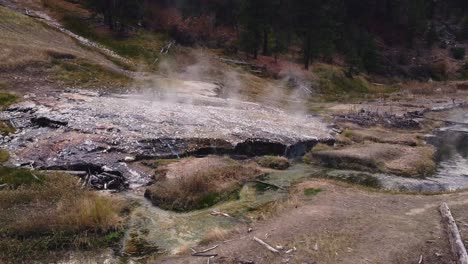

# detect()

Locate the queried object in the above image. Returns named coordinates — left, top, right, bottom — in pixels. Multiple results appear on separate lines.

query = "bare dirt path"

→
left=158, top=179, right=468, bottom=264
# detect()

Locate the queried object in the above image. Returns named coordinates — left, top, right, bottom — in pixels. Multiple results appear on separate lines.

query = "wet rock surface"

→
left=0, top=89, right=332, bottom=188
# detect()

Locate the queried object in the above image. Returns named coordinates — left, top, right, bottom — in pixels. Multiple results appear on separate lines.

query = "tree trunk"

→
left=263, top=29, right=269, bottom=56
left=304, top=33, right=311, bottom=70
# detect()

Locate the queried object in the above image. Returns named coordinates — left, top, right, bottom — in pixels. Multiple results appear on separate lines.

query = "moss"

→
left=303, top=188, right=323, bottom=196
left=255, top=156, right=290, bottom=170
left=0, top=150, right=10, bottom=163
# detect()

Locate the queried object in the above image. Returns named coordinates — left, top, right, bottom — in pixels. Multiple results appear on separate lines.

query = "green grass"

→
left=312, top=64, right=397, bottom=101
left=0, top=92, right=18, bottom=109
left=61, top=13, right=167, bottom=68
left=0, top=167, right=45, bottom=188
left=50, top=59, right=131, bottom=89
left=303, top=188, right=323, bottom=196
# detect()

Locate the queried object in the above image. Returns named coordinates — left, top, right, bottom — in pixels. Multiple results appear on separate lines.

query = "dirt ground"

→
left=157, top=179, right=468, bottom=264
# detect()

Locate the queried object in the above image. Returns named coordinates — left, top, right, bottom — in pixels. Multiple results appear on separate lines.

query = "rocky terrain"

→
left=0, top=1, right=468, bottom=264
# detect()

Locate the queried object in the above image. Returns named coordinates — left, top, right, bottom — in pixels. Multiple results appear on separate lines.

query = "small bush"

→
left=255, top=156, right=290, bottom=170
left=145, top=157, right=261, bottom=211
left=451, top=47, right=466, bottom=60
left=430, top=61, right=448, bottom=81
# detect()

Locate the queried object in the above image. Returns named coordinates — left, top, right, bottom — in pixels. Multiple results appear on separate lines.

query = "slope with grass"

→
left=0, top=4, right=131, bottom=90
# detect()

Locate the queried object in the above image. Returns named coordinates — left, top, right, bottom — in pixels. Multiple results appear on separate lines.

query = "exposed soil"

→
left=158, top=179, right=468, bottom=264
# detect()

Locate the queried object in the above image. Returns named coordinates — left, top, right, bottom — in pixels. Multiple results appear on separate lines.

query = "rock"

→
left=124, top=156, right=135, bottom=162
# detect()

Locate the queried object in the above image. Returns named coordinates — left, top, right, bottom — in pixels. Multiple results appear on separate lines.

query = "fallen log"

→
left=41, top=170, right=88, bottom=177
left=439, top=202, right=468, bottom=264
left=253, top=237, right=280, bottom=254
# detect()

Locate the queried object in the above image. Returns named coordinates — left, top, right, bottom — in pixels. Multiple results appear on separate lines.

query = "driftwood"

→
left=253, top=237, right=280, bottom=254
left=439, top=203, right=468, bottom=264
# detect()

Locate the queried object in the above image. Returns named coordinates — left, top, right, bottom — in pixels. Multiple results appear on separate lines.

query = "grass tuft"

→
left=0, top=150, right=9, bottom=163
left=0, top=171, right=126, bottom=262
left=255, top=156, right=290, bottom=170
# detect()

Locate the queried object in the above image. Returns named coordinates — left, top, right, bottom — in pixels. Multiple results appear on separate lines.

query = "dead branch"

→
left=253, top=237, right=280, bottom=254
left=439, top=203, right=468, bottom=264
left=191, top=245, right=219, bottom=254
left=210, top=210, right=231, bottom=217
left=192, top=253, right=218, bottom=257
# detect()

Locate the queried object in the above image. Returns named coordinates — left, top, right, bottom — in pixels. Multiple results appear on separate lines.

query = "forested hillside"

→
left=79, top=0, right=468, bottom=73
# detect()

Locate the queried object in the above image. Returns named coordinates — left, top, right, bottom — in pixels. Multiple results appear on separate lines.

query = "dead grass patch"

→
left=145, top=156, right=262, bottom=211
left=311, top=143, right=436, bottom=177
left=0, top=171, right=127, bottom=262
left=404, top=81, right=457, bottom=95
left=291, top=232, right=352, bottom=264
left=199, top=227, right=231, bottom=245
left=255, top=156, right=290, bottom=170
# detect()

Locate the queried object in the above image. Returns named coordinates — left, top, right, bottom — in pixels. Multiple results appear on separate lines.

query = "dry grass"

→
left=255, top=156, right=290, bottom=170
left=0, top=5, right=130, bottom=89
left=404, top=81, right=457, bottom=95
left=291, top=232, right=352, bottom=264
left=0, top=171, right=127, bottom=262
left=199, top=227, right=231, bottom=245
left=145, top=156, right=262, bottom=211
left=311, top=143, right=436, bottom=177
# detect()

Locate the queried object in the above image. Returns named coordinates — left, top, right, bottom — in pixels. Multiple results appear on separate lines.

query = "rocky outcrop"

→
left=0, top=90, right=333, bottom=188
